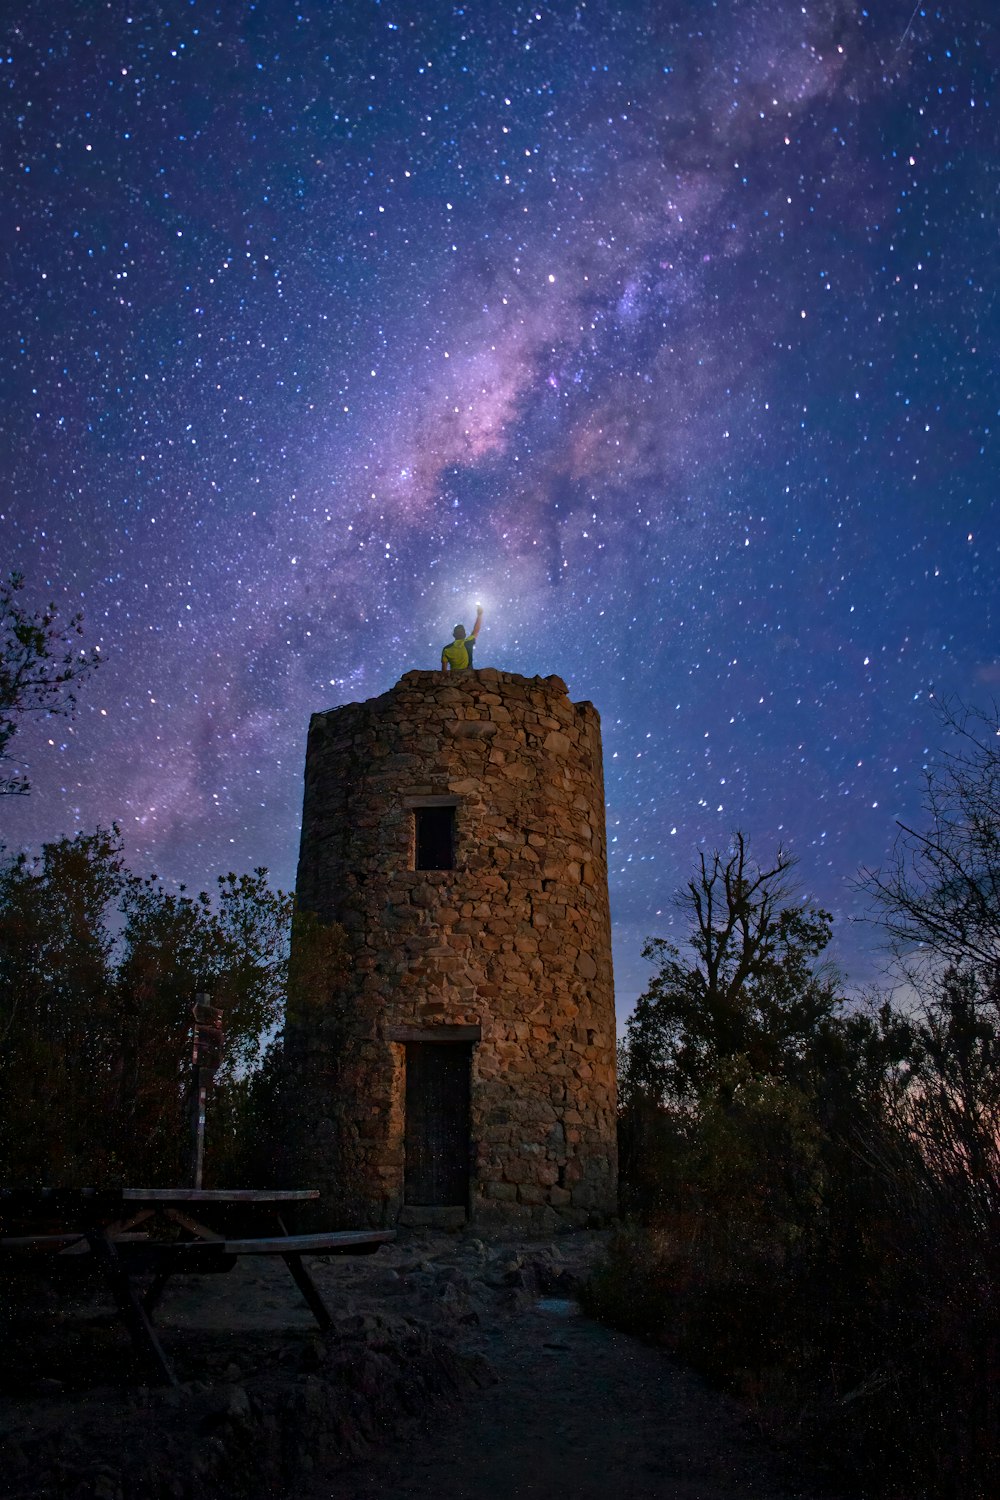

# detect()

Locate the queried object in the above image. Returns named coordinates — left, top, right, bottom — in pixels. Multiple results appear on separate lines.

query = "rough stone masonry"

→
left=288, top=667, right=617, bottom=1231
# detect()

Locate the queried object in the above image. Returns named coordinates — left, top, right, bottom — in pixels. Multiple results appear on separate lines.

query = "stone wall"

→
left=288, top=667, right=617, bottom=1230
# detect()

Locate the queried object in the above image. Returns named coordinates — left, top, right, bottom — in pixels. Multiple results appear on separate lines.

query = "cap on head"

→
left=453, top=624, right=466, bottom=639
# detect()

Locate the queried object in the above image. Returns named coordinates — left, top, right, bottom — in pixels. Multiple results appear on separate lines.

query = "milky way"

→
left=4, top=1, right=998, bottom=1015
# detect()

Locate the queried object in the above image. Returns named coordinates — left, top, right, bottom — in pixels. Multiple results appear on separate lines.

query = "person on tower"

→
left=441, top=604, right=484, bottom=672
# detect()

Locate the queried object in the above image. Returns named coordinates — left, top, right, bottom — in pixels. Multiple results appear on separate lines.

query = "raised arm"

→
left=469, top=604, right=484, bottom=642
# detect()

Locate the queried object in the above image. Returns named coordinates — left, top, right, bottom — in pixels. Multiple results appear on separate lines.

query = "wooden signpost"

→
left=188, top=981, right=224, bottom=1190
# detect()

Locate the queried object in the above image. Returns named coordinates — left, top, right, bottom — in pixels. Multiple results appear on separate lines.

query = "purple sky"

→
left=5, top=1, right=998, bottom=1017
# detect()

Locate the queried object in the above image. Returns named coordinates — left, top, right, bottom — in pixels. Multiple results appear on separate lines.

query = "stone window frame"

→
left=402, top=794, right=461, bottom=873
left=387, top=1024, right=482, bottom=1043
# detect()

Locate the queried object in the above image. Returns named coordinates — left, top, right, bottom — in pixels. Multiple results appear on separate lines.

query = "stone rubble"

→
left=1, top=1232, right=608, bottom=1500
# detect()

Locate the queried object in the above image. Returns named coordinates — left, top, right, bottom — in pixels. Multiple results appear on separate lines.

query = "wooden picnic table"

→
left=0, top=1186, right=394, bottom=1386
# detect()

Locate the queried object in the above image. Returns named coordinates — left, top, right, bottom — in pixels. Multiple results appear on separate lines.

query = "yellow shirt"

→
left=442, top=637, right=471, bottom=670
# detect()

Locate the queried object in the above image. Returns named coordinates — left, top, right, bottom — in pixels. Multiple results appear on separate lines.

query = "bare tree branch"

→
left=860, top=699, right=1000, bottom=980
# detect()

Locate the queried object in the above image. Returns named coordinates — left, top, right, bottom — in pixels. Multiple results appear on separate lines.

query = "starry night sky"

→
left=4, top=1, right=998, bottom=1018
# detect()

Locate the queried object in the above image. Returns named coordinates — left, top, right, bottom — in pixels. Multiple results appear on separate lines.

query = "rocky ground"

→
left=1, top=1232, right=846, bottom=1499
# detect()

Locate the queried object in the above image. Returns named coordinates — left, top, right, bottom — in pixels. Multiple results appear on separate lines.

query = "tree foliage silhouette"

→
left=0, top=827, right=292, bottom=1184
left=0, top=571, right=101, bottom=794
left=624, top=831, right=842, bottom=1107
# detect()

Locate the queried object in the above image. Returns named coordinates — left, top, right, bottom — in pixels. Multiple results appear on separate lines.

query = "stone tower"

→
left=288, top=667, right=617, bottom=1231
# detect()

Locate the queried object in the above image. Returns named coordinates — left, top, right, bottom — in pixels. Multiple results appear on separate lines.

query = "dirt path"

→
left=320, top=1296, right=838, bottom=1500
left=4, top=1232, right=844, bottom=1499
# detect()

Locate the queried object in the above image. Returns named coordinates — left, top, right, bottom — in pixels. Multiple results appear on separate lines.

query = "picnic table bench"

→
left=1, top=1187, right=394, bottom=1386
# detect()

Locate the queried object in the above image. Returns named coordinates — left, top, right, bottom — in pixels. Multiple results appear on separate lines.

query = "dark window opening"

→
left=414, top=805, right=455, bottom=870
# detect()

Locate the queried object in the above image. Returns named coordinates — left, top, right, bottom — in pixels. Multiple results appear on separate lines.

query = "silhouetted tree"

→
left=861, top=698, right=1000, bottom=977
left=902, top=964, right=1000, bottom=1188
left=0, top=571, right=101, bottom=794
left=0, top=827, right=292, bottom=1185
left=599, top=794, right=1000, bottom=1497
left=624, top=832, right=843, bottom=1107
left=853, top=703, right=1000, bottom=1497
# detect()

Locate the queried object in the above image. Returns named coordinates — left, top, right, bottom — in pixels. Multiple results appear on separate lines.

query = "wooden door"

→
left=404, top=1043, right=471, bottom=1205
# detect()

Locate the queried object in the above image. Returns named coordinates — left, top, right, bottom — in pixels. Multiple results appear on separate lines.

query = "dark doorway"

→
left=404, top=1042, right=472, bottom=1205
left=414, top=805, right=455, bottom=870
